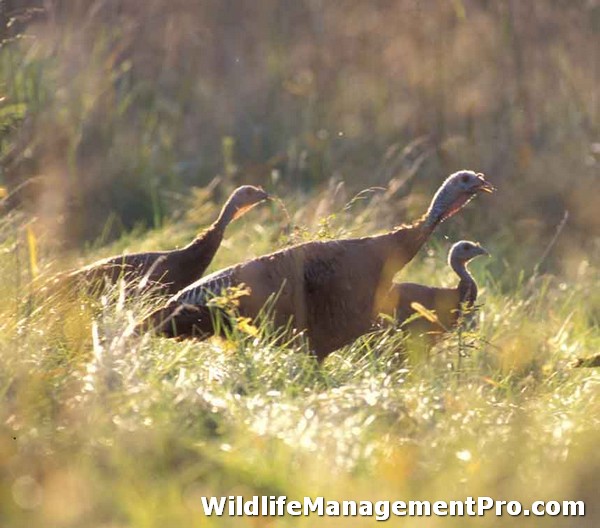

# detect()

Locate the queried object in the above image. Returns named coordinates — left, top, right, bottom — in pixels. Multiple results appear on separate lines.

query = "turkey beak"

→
left=476, top=174, right=496, bottom=194
left=477, top=245, right=490, bottom=257
left=258, top=187, right=269, bottom=201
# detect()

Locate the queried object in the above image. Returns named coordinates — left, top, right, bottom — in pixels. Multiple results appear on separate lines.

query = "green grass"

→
left=0, top=194, right=598, bottom=527
left=1, top=3, right=598, bottom=525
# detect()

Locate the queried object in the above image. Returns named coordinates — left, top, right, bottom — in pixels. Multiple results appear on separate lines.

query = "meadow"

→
left=1, top=1, right=599, bottom=526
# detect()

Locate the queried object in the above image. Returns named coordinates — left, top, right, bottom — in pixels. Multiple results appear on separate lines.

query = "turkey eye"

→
left=463, top=244, right=472, bottom=250
left=461, top=174, right=469, bottom=183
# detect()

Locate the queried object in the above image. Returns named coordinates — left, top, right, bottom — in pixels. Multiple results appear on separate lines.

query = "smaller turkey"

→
left=65, top=185, right=268, bottom=296
left=388, top=240, right=489, bottom=341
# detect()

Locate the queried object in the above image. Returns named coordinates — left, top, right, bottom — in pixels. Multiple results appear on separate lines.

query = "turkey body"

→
left=73, top=227, right=227, bottom=296
left=142, top=170, right=495, bottom=359
left=388, top=240, right=487, bottom=341
left=390, top=283, right=470, bottom=336
left=65, top=185, right=268, bottom=296
left=163, top=229, right=426, bottom=359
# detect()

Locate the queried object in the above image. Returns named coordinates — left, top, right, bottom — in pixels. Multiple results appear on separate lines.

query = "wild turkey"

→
left=141, top=170, right=494, bottom=359
left=66, top=185, right=268, bottom=296
left=388, top=240, right=489, bottom=341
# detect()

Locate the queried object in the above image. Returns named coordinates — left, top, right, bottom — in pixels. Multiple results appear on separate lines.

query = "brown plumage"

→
left=572, top=354, right=600, bottom=368
left=141, top=170, right=495, bottom=359
left=388, top=240, right=489, bottom=340
left=66, top=185, right=268, bottom=295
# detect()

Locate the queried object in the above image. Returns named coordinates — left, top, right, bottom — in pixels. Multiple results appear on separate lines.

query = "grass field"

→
left=0, top=190, right=598, bottom=527
left=1, top=1, right=599, bottom=526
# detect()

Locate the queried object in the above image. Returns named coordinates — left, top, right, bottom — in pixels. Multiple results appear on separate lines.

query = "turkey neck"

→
left=188, top=196, right=239, bottom=250
left=372, top=180, right=460, bottom=311
left=213, top=196, right=239, bottom=232
left=169, top=198, right=238, bottom=286
left=451, top=257, right=478, bottom=307
left=377, top=177, right=473, bottom=285
left=392, top=219, right=431, bottom=267
left=371, top=221, right=433, bottom=316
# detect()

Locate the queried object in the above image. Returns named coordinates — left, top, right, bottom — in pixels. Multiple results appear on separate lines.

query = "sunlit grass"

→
left=0, top=195, right=598, bottom=527
left=0, top=2, right=598, bottom=525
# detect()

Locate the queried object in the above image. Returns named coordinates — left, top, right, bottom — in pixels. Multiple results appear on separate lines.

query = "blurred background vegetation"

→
left=0, top=0, right=598, bottom=273
left=1, top=2, right=599, bottom=527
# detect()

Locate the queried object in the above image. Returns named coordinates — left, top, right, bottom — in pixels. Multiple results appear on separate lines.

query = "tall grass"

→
left=0, top=1, right=598, bottom=526
left=1, top=189, right=599, bottom=526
